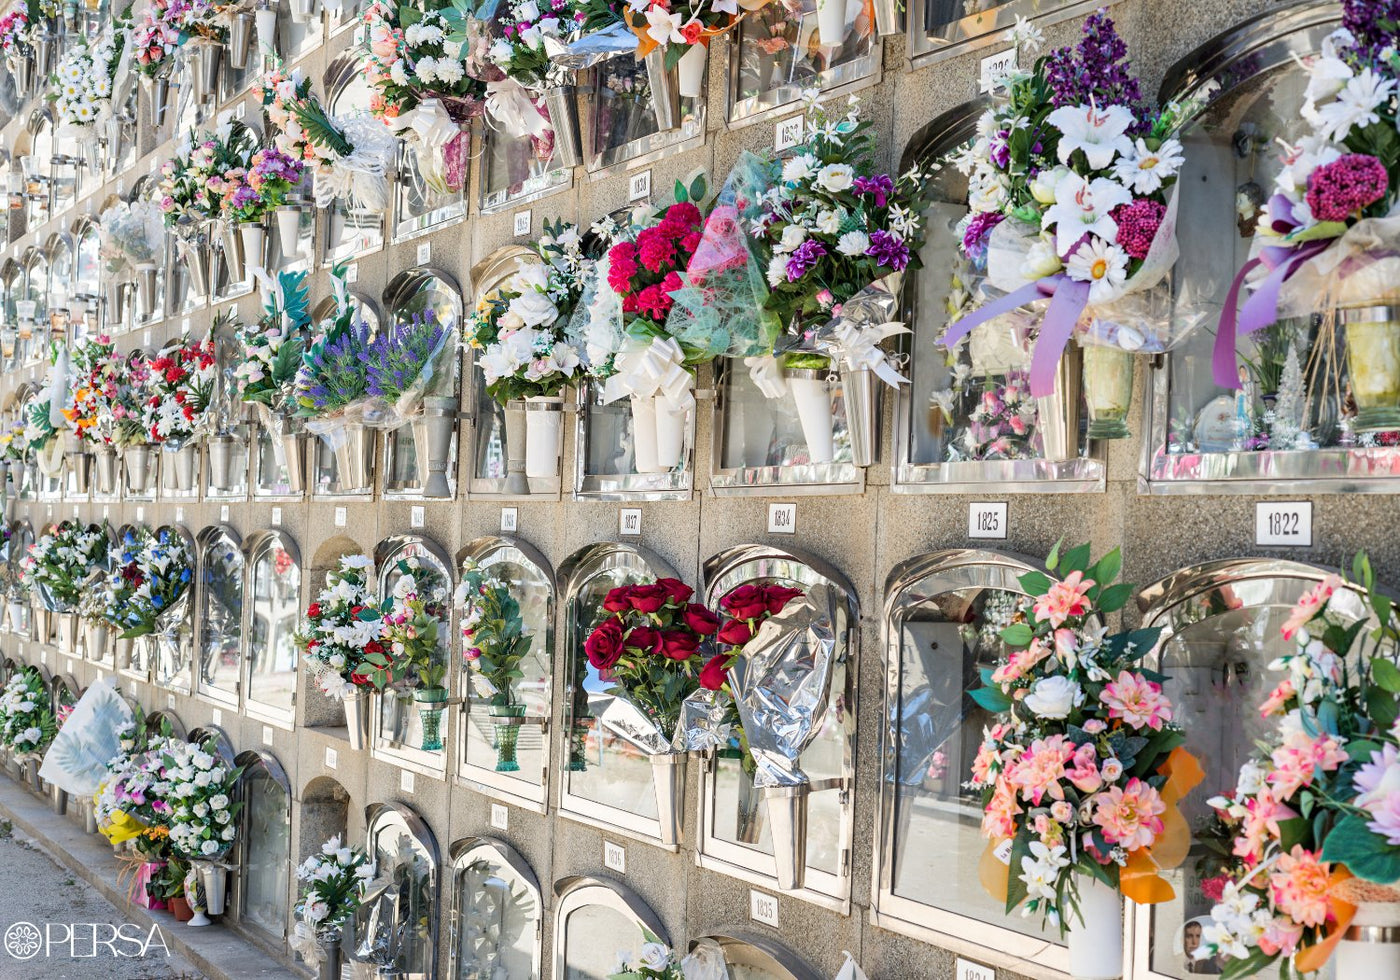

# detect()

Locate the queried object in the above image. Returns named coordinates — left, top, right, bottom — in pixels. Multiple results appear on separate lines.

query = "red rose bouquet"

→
left=699, top=582, right=804, bottom=691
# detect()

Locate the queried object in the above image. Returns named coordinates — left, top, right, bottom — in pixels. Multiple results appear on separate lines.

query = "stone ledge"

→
left=0, top=775, right=306, bottom=980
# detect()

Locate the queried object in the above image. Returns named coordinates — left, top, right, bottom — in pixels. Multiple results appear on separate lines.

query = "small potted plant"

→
left=456, top=558, right=534, bottom=771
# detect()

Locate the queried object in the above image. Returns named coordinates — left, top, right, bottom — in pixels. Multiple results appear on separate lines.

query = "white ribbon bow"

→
left=825, top=319, right=910, bottom=388
left=485, top=77, right=551, bottom=140
left=743, top=354, right=788, bottom=399
left=313, top=115, right=396, bottom=213
left=392, top=99, right=460, bottom=195
left=288, top=919, right=325, bottom=966
left=601, top=337, right=694, bottom=410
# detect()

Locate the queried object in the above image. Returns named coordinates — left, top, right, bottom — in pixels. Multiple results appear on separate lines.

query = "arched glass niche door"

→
left=150, top=525, right=197, bottom=695
left=373, top=535, right=454, bottom=776
left=127, top=177, right=167, bottom=325
left=699, top=545, right=858, bottom=907
left=21, top=247, right=48, bottom=363
left=44, top=234, right=73, bottom=336
left=236, top=750, right=292, bottom=945
left=690, top=934, right=824, bottom=980
left=456, top=536, right=554, bottom=810
left=582, top=52, right=705, bottom=174
left=872, top=549, right=1070, bottom=971
left=892, top=98, right=1103, bottom=494
left=552, top=877, right=668, bottom=980
left=393, top=123, right=466, bottom=244
left=195, top=525, right=244, bottom=706
left=465, top=247, right=565, bottom=499
left=52, top=674, right=80, bottom=728
left=73, top=219, right=102, bottom=341
left=447, top=837, right=542, bottom=979
left=322, top=53, right=386, bottom=265
left=908, top=0, right=1095, bottom=64
left=2, top=519, right=28, bottom=637
left=379, top=267, right=462, bottom=499
left=23, top=110, right=52, bottom=228
left=351, top=803, right=441, bottom=980
left=81, top=524, right=117, bottom=667
left=1, top=260, right=21, bottom=363
left=1145, top=3, right=1390, bottom=493
left=1131, top=559, right=1368, bottom=980
left=558, top=543, right=682, bottom=843
left=479, top=98, right=571, bottom=214
left=243, top=530, right=302, bottom=727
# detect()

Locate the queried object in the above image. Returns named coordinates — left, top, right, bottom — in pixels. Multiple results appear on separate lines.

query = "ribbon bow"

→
left=289, top=919, right=326, bottom=966
left=824, top=319, right=910, bottom=388
left=743, top=354, right=788, bottom=399
left=601, top=337, right=694, bottom=410
left=485, top=78, right=551, bottom=140
left=313, top=115, right=395, bottom=213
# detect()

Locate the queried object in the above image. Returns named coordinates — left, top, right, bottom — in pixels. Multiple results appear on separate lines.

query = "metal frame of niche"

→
left=907, top=0, right=1098, bottom=66
left=697, top=544, right=859, bottom=913
left=371, top=533, right=456, bottom=778
left=446, top=836, right=544, bottom=979
left=321, top=50, right=387, bottom=267
left=147, top=524, right=198, bottom=696
left=379, top=265, right=465, bottom=501
left=454, top=535, right=556, bottom=812
left=556, top=541, right=682, bottom=847
left=232, top=748, right=293, bottom=944
left=240, top=528, right=302, bottom=729
left=581, top=49, right=707, bottom=179
left=1128, top=556, right=1373, bottom=980
left=725, top=0, right=883, bottom=129
left=357, top=801, right=441, bottom=980
left=20, top=244, right=49, bottom=364
left=692, top=933, right=825, bottom=980
left=465, top=246, right=569, bottom=501
left=194, top=524, right=245, bottom=709
left=1142, top=2, right=1392, bottom=494
left=892, top=97, right=1105, bottom=494
left=871, top=548, right=1073, bottom=978
left=146, top=708, right=188, bottom=742
left=551, top=876, right=669, bottom=980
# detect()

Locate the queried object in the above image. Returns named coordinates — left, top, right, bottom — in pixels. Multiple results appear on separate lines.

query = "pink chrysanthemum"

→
left=1111, top=199, right=1166, bottom=260
left=1305, top=153, right=1390, bottom=222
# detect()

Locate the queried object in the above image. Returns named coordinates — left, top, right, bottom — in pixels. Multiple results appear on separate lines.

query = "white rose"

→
left=201, top=840, right=220, bottom=855
left=816, top=163, right=855, bottom=193
left=1023, top=676, right=1084, bottom=719
left=778, top=224, right=807, bottom=253
left=508, top=291, right=560, bottom=329
left=1021, top=238, right=1063, bottom=279
left=638, top=943, right=672, bottom=971
left=1029, top=167, right=1068, bottom=205
left=209, top=794, right=229, bottom=810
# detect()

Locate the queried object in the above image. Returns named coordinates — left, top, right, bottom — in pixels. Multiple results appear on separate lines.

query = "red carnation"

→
left=668, top=201, right=701, bottom=227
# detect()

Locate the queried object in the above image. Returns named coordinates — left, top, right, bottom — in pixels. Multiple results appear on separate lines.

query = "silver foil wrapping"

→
left=592, top=687, right=676, bottom=756
left=553, top=23, right=637, bottom=71
left=729, top=584, right=839, bottom=789
left=678, top=686, right=733, bottom=753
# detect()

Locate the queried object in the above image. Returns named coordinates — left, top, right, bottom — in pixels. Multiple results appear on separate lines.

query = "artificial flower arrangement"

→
left=104, top=525, right=193, bottom=640
left=20, top=380, right=61, bottom=475
left=363, top=309, right=454, bottom=423
left=966, top=542, right=1203, bottom=971
left=162, top=737, right=243, bottom=860
left=295, top=553, right=390, bottom=701
left=110, top=350, right=155, bottom=450
left=235, top=270, right=310, bottom=414
left=290, top=835, right=376, bottom=969
left=130, top=0, right=226, bottom=80
left=225, top=146, right=305, bottom=242
left=0, top=666, right=55, bottom=756
left=143, top=336, right=217, bottom=449
left=456, top=557, right=534, bottom=770
left=157, top=122, right=258, bottom=227
left=482, top=0, right=586, bottom=91
left=943, top=12, right=1196, bottom=439
left=61, top=334, right=122, bottom=450
left=0, top=5, right=30, bottom=61
left=259, top=62, right=396, bottom=213
left=377, top=556, right=452, bottom=750
left=1194, top=556, right=1400, bottom=977
left=20, top=519, right=109, bottom=613
left=293, top=268, right=374, bottom=486
left=98, top=200, right=165, bottom=278
left=45, top=20, right=126, bottom=135
left=362, top=0, right=488, bottom=192
left=608, top=931, right=697, bottom=980
left=94, top=716, right=181, bottom=857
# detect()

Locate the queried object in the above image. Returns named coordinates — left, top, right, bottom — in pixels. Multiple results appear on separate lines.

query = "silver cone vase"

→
left=1034, top=343, right=1083, bottom=463
left=134, top=265, right=158, bottom=318
left=83, top=801, right=98, bottom=834
left=33, top=33, right=54, bottom=77
left=50, top=779, right=67, bottom=816
left=148, top=76, right=173, bottom=127
left=543, top=85, right=583, bottom=168
left=502, top=401, right=529, bottom=495
left=840, top=367, right=878, bottom=467
left=643, top=47, right=679, bottom=131
left=317, top=938, right=342, bottom=980
left=94, top=446, right=117, bottom=495
left=194, top=862, right=228, bottom=915
left=870, top=0, right=901, bottom=35
left=8, top=55, right=34, bottom=99
left=220, top=220, right=247, bottom=284
left=416, top=396, right=457, bottom=498
left=650, top=753, right=687, bottom=846
left=85, top=622, right=108, bottom=663
left=207, top=435, right=237, bottom=490
left=26, top=760, right=41, bottom=793
left=58, top=612, right=78, bottom=655
left=332, top=423, right=371, bottom=491
left=172, top=443, right=197, bottom=491
left=191, top=39, right=224, bottom=103
left=343, top=691, right=368, bottom=752
left=279, top=432, right=307, bottom=493
left=114, top=636, right=132, bottom=670
left=227, top=11, right=255, bottom=69
left=123, top=444, right=152, bottom=494
left=64, top=432, right=90, bottom=493
left=180, top=237, right=212, bottom=298
left=763, top=783, right=810, bottom=891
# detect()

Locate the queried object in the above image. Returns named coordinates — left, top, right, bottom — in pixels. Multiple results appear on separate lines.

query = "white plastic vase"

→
left=677, top=43, right=707, bottom=99
left=275, top=207, right=301, bottom=257
left=629, top=391, right=689, bottom=474
left=1335, top=901, right=1400, bottom=977
left=630, top=394, right=660, bottom=474
left=523, top=397, right=563, bottom=479
left=1067, top=877, right=1124, bottom=980
left=239, top=223, right=265, bottom=276
left=816, top=0, right=847, bottom=46
left=789, top=374, right=835, bottom=464
left=656, top=396, right=689, bottom=470
left=255, top=8, right=277, bottom=54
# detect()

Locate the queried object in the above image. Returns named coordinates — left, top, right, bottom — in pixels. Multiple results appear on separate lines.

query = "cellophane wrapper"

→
left=361, top=324, right=456, bottom=431
left=553, top=22, right=637, bottom=71
left=1264, top=209, right=1400, bottom=317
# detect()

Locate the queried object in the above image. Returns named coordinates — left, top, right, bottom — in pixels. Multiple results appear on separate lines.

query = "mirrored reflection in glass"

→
left=247, top=535, right=301, bottom=713
left=480, top=117, right=569, bottom=211
left=241, top=766, right=291, bottom=938
left=730, top=0, right=876, bottom=120
left=364, top=823, right=436, bottom=976
left=452, top=852, right=537, bottom=978
left=198, top=532, right=243, bottom=701
left=563, top=904, right=640, bottom=980
left=395, top=141, right=465, bottom=239
left=586, top=56, right=702, bottom=171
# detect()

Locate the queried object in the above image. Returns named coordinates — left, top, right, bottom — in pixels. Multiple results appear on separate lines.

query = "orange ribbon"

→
left=1294, top=866, right=1357, bottom=974
left=1120, top=747, right=1206, bottom=904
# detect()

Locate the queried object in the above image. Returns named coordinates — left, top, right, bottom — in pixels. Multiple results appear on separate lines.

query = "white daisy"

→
left=1112, top=137, right=1185, bottom=194
left=1065, top=237, right=1129, bottom=303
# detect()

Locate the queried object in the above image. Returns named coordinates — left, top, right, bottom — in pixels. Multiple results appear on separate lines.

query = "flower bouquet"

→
left=227, top=146, right=306, bottom=260
left=236, top=270, right=310, bottom=489
left=0, top=667, right=55, bottom=757
left=111, top=352, right=158, bottom=493
left=145, top=336, right=217, bottom=491
left=1195, top=556, right=1400, bottom=977
left=463, top=219, right=593, bottom=484
left=293, top=267, right=374, bottom=491
left=456, top=557, right=534, bottom=771
left=570, top=180, right=708, bottom=474
left=98, top=202, right=164, bottom=307
left=61, top=334, right=122, bottom=490
left=93, top=718, right=183, bottom=860
left=1, top=5, right=33, bottom=97
left=582, top=575, right=710, bottom=842
left=294, top=553, right=386, bottom=749
left=158, top=122, right=258, bottom=285
left=20, top=520, right=107, bottom=629
left=163, top=737, right=241, bottom=915
left=112, top=526, right=193, bottom=644
left=45, top=22, right=128, bottom=141
left=378, top=557, right=451, bottom=751
left=290, top=835, right=376, bottom=970
left=944, top=12, right=1198, bottom=440
left=21, top=380, right=62, bottom=481
left=363, top=0, right=489, bottom=193
left=476, top=0, right=589, bottom=158
left=363, top=308, right=457, bottom=496
left=966, top=542, right=1203, bottom=977
left=1213, top=2, right=1400, bottom=434
left=132, top=0, right=227, bottom=104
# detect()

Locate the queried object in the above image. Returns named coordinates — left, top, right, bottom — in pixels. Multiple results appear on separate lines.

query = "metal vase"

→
left=220, top=219, right=247, bottom=284
left=85, top=622, right=109, bottom=663
left=840, top=367, right=878, bottom=467
left=332, top=423, right=371, bottom=491
left=1034, top=343, right=1083, bottom=463
left=255, top=6, right=277, bottom=56
left=416, top=396, right=458, bottom=498
left=37, top=607, right=54, bottom=644
left=180, top=237, right=212, bottom=298
left=26, top=759, right=41, bottom=793
left=343, top=691, right=367, bottom=752
left=279, top=431, right=307, bottom=494
left=207, top=435, right=237, bottom=491
left=123, top=444, right=152, bottom=494
left=94, top=446, right=117, bottom=495
left=543, top=85, right=583, bottom=168
left=650, top=753, right=687, bottom=846
left=148, top=75, right=173, bottom=128
left=643, top=47, right=679, bottom=131
left=870, top=0, right=902, bottom=35
left=763, top=783, right=810, bottom=891
left=191, top=40, right=224, bottom=103
left=83, top=801, right=98, bottom=834
left=8, top=55, right=34, bottom=99
left=289, top=0, right=316, bottom=24
left=33, top=33, right=54, bottom=77
left=227, top=11, right=255, bottom=70
left=59, top=612, right=78, bottom=655
left=115, top=636, right=133, bottom=670
left=502, top=400, right=530, bottom=495
left=64, top=433, right=91, bottom=493
left=50, top=779, right=67, bottom=816
left=317, top=938, right=343, bottom=980
left=172, top=443, right=197, bottom=491
left=134, top=264, right=158, bottom=319
left=195, top=862, right=228, bottom=916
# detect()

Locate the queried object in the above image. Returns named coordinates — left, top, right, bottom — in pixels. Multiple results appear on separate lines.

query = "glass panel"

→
left=452, top=851, right=537, bottom=978
left=729, top=0, right=878, bottom=121
left=133, top=179, right=167, bottom=322
left=198, top=534, right=244, bottom=702
left=586, top=55, right=703, bottom=171
left=371, top=823, right=435, bottom=977
left=384, top=276, right=460, bottom=494
left=1144, top=578, right=1365, bottom=980
left=25, top=123, right=52, bottom=226
left=247, top=535, right=301, bottom=713
left=242, top=767, right=291, bottom=938
left=276, top=0, right=324, bottom=60
left=75, top=228, right=100, bottom=298
left=479, top=114, right=569, bottom=211
left=890, top=579, right=1059, bottom=944
left=377, top=542, right=452, bottom=753
left=324, top=56, right=386, bottom=263
left=563, top=904, right=640, bottom=980
left=394, top=141, right=465, bottom=240
left=911, top=0, right=1093, bottom=60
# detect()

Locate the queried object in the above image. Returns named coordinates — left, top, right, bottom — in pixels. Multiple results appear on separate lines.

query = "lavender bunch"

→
left=364, top=310, right=450, bottom=404
left=294, top=316, right=371, bottom=416
left=1043, top=9, right=1147, bottom=128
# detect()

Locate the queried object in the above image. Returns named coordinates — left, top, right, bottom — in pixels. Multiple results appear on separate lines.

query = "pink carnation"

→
left=1281, top=575, right=1340, bottom=640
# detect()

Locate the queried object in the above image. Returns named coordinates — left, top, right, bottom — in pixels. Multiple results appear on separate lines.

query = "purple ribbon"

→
left=1211, top=240, right=1330, bottom=388
left=938, top=274, right=1092, bottom=397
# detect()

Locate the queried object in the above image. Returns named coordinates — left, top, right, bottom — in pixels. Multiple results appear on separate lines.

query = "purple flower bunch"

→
left=1043, top=10, right=1147, bottom=129
left=294, top=316, right=372, bottom=415
left=1342, top=0, right=1400, bottom=61
left=365, top=310, right=450, bottom=402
